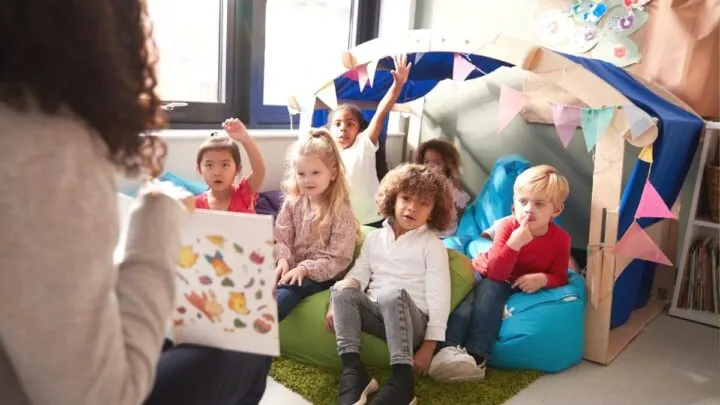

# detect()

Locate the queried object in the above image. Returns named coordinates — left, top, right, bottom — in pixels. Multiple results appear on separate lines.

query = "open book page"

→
left=115, top=193, right=279, bottom=357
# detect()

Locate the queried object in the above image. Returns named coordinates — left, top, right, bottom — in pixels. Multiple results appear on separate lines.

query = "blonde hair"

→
left=513, top=165, right=570, bottom=207
left=282, top=128, right=358, bottom=238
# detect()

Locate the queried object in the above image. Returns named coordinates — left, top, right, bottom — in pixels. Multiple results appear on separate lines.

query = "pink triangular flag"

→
left=635, top=180, right=675, bottom=219
left=551, top=104, right=581, bottom=148
left=453, top=53, right=475, bottom=81
left=342, top=69, right=359, bottom=81
left=497, top=85, right=529, bottom=133
left=342, top=64, right=370, bottom=92
left=615, top=222, right=673, bottom=266
left=366, top=60, right=378, bottom=88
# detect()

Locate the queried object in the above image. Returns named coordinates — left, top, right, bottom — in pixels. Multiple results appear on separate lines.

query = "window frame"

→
left=163, top=0, right=381, bottom=129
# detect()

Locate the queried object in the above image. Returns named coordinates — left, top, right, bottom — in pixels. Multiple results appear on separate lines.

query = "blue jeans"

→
left=277, top=278, right=334, bottom=321
left=441, top=276, right=514, bottom=358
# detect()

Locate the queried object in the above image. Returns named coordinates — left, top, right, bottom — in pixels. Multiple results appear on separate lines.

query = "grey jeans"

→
left=331, top=286, right=428, bottom=365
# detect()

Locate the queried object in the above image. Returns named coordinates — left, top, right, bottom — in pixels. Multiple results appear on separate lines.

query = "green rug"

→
left=270, top=357, right=542, bottom=405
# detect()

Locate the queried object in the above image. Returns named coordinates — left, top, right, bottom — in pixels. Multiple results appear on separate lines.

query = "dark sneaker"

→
left=369, top=376, right=416, bottom=405
left=337, top=366, right=379, bottom=405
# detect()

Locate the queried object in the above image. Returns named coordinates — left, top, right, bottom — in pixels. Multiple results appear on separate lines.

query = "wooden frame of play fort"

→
left=287, top=29, right=707, bottom=365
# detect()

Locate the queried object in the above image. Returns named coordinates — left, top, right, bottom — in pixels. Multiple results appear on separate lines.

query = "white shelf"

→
left=694, top=218, right=720, bottom=230
left=669, top=306, right=720, bottom=327
left=670, top=123, right=720, bottom=328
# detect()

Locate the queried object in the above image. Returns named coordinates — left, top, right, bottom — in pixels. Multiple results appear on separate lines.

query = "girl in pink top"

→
left=273, top=128, right=359, bottom=321
left=194, top=118, right=266, bottom=213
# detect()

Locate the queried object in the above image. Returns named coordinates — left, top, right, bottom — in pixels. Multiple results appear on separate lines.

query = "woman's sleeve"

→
left=0, top=138, right=186, bottom=405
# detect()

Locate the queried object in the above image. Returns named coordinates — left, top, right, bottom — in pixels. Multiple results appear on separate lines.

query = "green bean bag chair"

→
left=279, top=226, right=474, bottom=370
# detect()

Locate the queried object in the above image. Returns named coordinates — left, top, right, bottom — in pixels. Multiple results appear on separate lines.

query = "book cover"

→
left=116, top=193, right=279, bottom=357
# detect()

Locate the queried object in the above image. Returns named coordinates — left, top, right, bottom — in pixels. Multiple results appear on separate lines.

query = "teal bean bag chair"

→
left=443, top=155, right=531, bottom=256
left=279, top=227, right=474, bottom=370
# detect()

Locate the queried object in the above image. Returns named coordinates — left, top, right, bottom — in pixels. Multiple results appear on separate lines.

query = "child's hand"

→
left=391, top=54, right=411, bottom=88
left=512, top=273, right=548, bottom=293
left=413, top=341, right=437, bottom=376
left=507, top=215, right=534, bottom=250
left=333, top=278, right=359, bottom=291
left=274, top=259, right=289, bottom=284
left=278, top=266, right=307, bottom=286
left=324, top=303, right=335, bottom=334
left=222, top=118, right=250, bottom=143
left=471, top=254, right=489, bottom=275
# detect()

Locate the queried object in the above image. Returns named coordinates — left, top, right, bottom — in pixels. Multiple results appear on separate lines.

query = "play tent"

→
left=288, top=30, right=705, bottom=365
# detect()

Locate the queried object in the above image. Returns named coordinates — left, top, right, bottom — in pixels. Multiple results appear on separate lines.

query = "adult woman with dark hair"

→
left=0, top=2, right=269, bottom=405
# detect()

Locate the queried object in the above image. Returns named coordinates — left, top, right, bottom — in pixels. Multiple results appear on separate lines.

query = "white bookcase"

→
left=669, top=122, right=720, bottom=327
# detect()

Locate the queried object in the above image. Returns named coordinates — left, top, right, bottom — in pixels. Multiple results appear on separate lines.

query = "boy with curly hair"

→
left=429, top=165, right=571, bottom=382
left=326, top=163, right=454, bottom=405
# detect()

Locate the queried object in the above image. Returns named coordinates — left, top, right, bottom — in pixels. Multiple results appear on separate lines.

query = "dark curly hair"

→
left=375, top=163, right=454, bottom=232
left=415, top=138, right=461, bottom=182
left=0, top=0, right=166, bottom=176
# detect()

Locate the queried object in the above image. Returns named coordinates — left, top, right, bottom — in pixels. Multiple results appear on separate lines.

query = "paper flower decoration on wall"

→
left=533, top=0, right=650, bottom=68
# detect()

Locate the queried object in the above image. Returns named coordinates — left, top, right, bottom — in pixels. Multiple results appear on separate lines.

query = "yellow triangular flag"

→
left=316, top=82, right=338, bottom=109
left=638, top=144, right=653, bottom=163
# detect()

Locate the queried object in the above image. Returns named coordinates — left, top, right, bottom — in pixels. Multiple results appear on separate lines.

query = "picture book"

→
left=115, top=192, right=279, bottom=357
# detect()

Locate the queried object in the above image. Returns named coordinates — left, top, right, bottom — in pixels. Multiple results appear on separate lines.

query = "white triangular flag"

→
left=414, top=52, right=425, bottom=64
left=624, top=104, right=653, bottom=139
left=316, top=82, right=337, bottom=109
left=366, top=60, right=378, bottom=88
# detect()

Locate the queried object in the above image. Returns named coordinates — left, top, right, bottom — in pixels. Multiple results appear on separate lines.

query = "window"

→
left=262, top=0, right=352, bottom=107
left=148, top=0, right=224, bottom=103
left=146, top=0, right=380, bottom=129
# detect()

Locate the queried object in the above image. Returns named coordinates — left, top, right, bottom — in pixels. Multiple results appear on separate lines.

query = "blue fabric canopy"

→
left=311, top=50, right=703, bottom=329
left=563, top=54, right=703, bottom=327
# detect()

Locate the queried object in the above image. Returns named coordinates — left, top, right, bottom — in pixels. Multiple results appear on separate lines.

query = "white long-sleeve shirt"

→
left=345, top=220, right=451, bottom=341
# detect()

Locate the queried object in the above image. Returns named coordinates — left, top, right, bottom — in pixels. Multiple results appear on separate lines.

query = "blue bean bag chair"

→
left=118, top=171, right=209, bottom=196
left=468, top=240, right=586, bottom=373
left=444, top=155, right=531, bottom=256
left=490, top=270, right=585, bottom=372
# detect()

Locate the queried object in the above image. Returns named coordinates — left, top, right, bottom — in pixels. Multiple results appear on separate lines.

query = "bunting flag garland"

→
left=414, top=52, right=425, bottom=64
left=315, top=82, right=337, bottom=109
left=343, top=64, right=370, bottom=92
left=452, top=53, right=476, bottom=81
left=635, top=180, right=676, bottom=219
left=638, top=144, right=654, bottom=162
left=614, top=221, right=673, bottom=266
left=580, top=107, right=615, bottom=151
left=497, top=85, right=529, bottom=133
left=366, top=59, right=378, bottom=88
left=551, top=104, right=581, bottom=148
left=623, top=104, right=654, bottom=139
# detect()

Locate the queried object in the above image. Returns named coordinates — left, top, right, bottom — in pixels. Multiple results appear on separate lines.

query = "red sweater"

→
left=479, top=217, right=571, bottom=289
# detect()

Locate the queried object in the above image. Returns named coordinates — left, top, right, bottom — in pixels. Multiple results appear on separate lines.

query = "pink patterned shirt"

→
left=273, top=195, right=357, bottom=282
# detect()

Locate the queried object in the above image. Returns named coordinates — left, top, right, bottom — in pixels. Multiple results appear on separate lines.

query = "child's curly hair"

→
left=415, top=138, right=461, bottom=182
left=375, top=163, right=454, bottom=232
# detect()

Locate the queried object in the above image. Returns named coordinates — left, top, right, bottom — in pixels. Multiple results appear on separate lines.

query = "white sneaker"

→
left=428, top=346, right=478, bottom=382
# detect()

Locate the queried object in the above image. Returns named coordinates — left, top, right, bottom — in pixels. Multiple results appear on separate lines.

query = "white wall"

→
left=117, top=130, right=406, bottom=192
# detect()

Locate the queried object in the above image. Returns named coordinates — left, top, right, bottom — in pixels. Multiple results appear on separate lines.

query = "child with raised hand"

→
left=415, top=138, right=471, bottom=237
left=195, top=118, right=266, bottom=212
left=327, top=163, right=453, bottom=405
left=329, top=54, right=411, bottom=228
left=273, top=128, right=359, bottom=321
left=428, top=165, right=571, bottom=382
